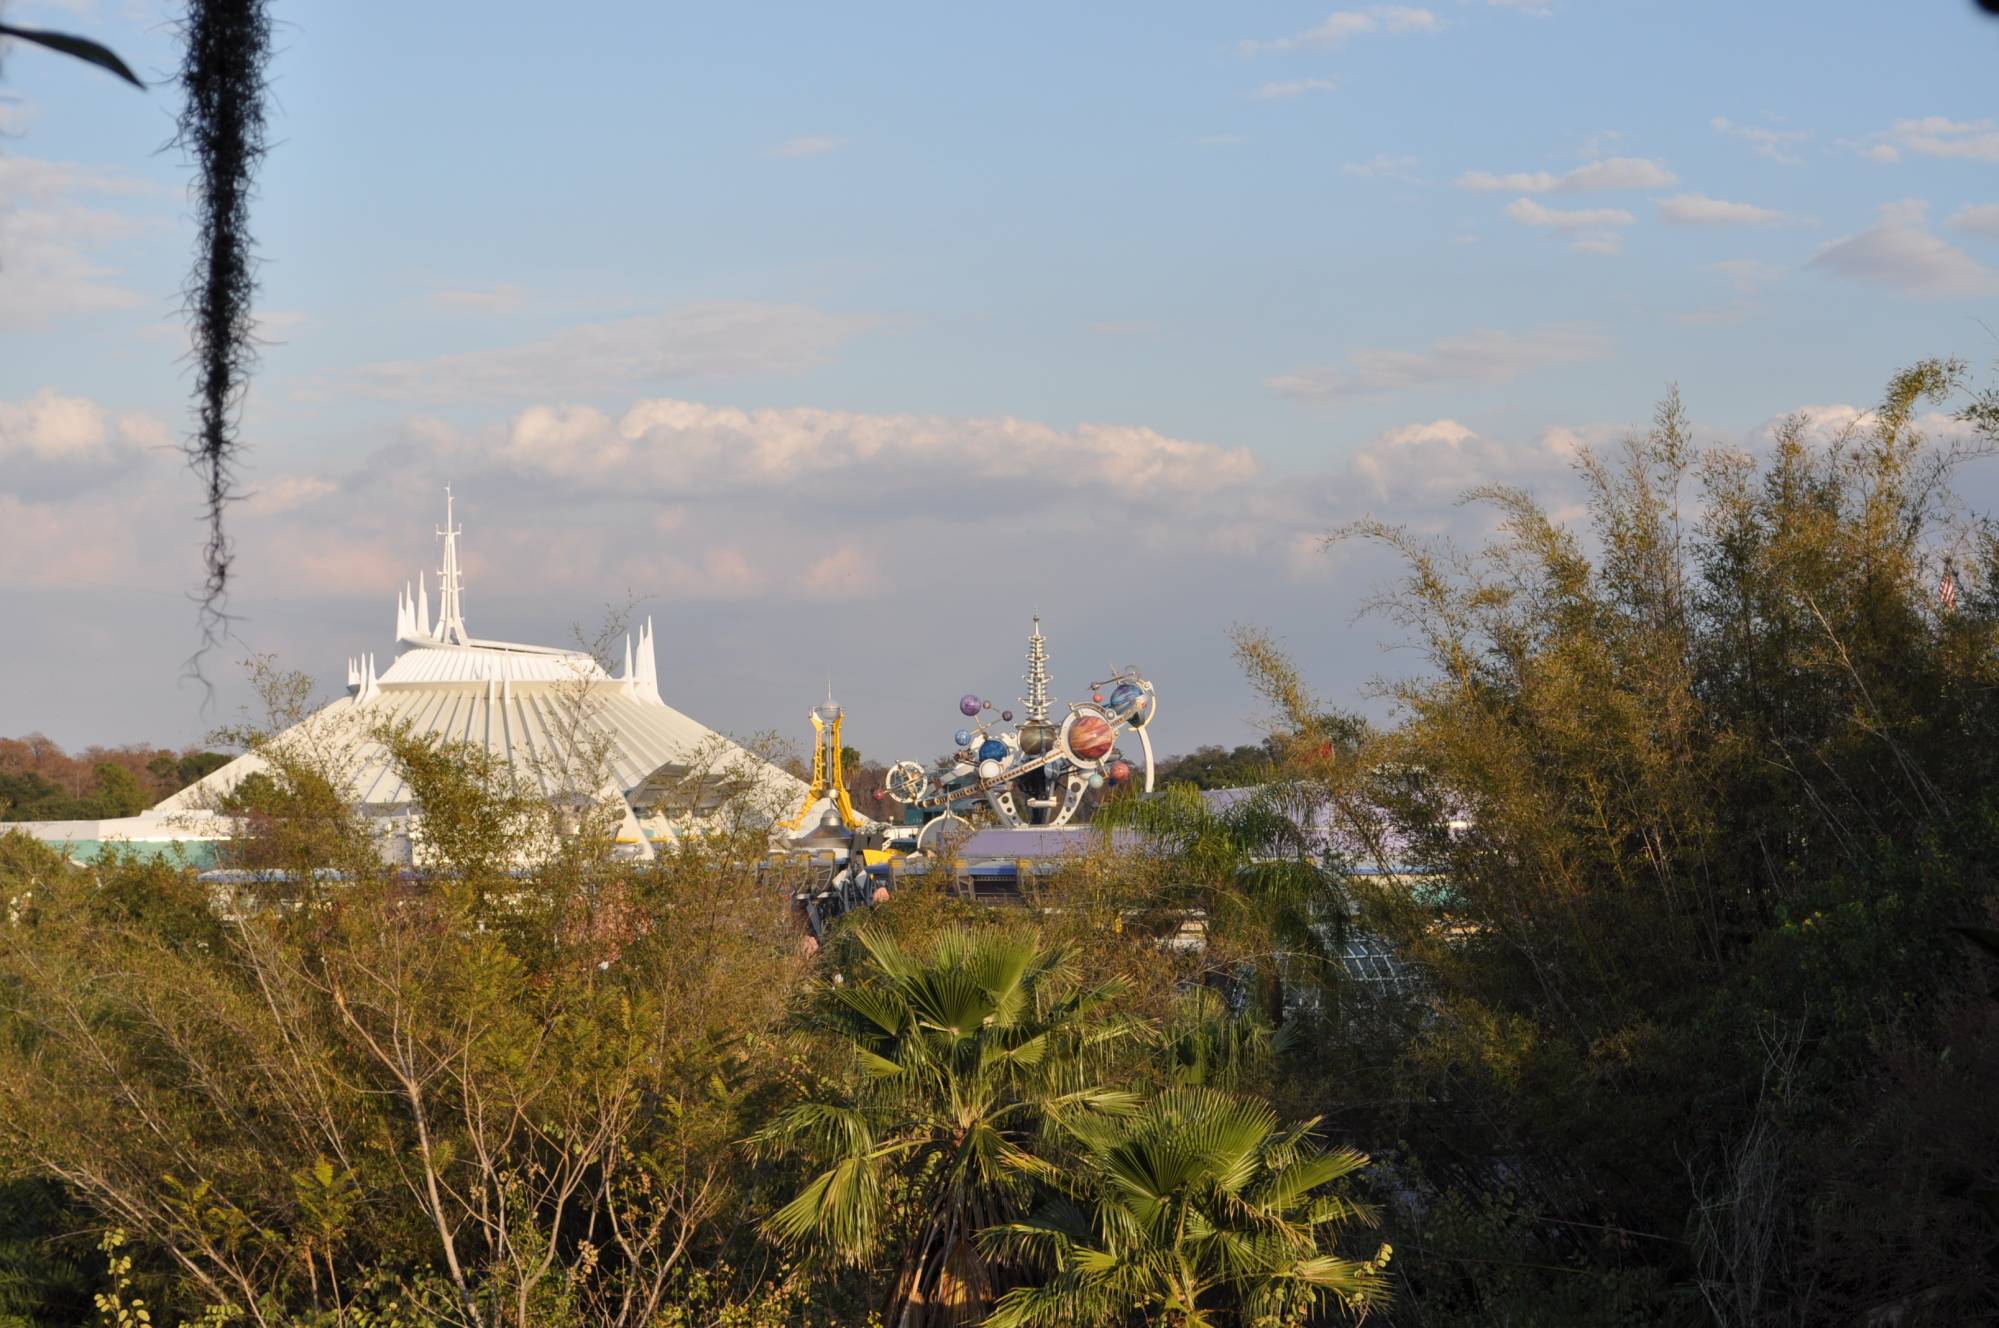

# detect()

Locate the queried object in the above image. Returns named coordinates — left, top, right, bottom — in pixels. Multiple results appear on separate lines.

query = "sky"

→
left=3, top=0, right=1999, bottom=764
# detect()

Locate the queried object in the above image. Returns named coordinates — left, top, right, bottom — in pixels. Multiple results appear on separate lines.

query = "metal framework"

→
left=883, top=617, right=1158, bottom=830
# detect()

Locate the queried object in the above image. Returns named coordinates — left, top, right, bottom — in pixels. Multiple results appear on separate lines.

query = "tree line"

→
left=0, top=737, right=229, bottom=822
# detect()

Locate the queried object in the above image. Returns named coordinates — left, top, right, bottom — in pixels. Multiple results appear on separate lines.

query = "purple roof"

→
left=952, top=826, right=1146, bottom=860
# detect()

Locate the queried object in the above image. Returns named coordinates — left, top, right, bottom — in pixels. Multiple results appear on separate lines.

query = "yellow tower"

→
left=781, top=691, right=865, bottom=832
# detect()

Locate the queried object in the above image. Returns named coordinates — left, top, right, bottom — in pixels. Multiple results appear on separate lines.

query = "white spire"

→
left=1023, top=614, right=1051, bottom=722
left=416, top=570, right=432, bottom=639
left=356, top=652, right=381, bottom=704
left=434, top=486, right=469, bottom=645
left=632, top=616, right=661, bottom=704
left=622, top=633, right=635, bottom=689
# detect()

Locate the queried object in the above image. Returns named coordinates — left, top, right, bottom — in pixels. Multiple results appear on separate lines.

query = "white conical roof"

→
left=157, top=491, right=803, bottom=827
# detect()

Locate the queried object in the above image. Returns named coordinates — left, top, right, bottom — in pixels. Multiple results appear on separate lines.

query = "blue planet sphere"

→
left=954, top=729, right=973, bottom=747
left=1108, top=682, right=1142, bottom=716
left=977, top=738, right=1008, bottom=763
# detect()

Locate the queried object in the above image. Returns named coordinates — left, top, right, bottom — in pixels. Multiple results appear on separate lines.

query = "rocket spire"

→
left=1023, top=614, right=1052, bottom=722
left=632, top=616, right=661, bottom=704
left=435, top=486, right=469, bottom=645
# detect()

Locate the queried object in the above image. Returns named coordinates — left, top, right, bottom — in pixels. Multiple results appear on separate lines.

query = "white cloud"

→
left=206, top=396, right=1284, bottom=617
left=1250, top=78, right=1338, bottom=100
left=1947, top=203, right=1999, bottom=238
left=802, top=544, right=878, bottom=595
left=1267, top=325, right=1609, bottom=402
left=1564, top=157, right=1679, bottom=191
left=0, top=491, right=182, bottom=591
left=767, top=135, right=844, bottom=158
left=1809, top=200, right=1999, bottom=298
left=1341, top=154, right=1421, bottom=181
left=1240, top=6, right=1442, bottom=54
left=0, top=156, right=163, bottom=329
left=1710, top=116, right=1808, bottom=165
left=1578, top=130, right=1625, bottom=159
left=0, top=388, right=161, bottom=462
left=1852, top=117, right=1999, bottom=165
left=1756, top=402, right=1984, bottom=453
left=1460, top=168, right=1560, bottom=192
left=1504, top=198, right=1636, bottom=229
left=1568, top=231, right=1624, bottom=256
left=0, top=389, right=167, bottom=499
left=1656, top=193, right=1793, bottom=226
left=430, top=284, right=524, bottom=314
left=1487, top=0, right=1554, bottom=14
left=0, top=387, right=1700, bottom=758
left=1709, top=259, right=1784, bottom=293
left=0, top=390, right=112, bottom=462
left=328, top=302, right=882, bottom=403
left=1458, top=156, right=1676, bottom=193
left=1346, top=417, right=1602, bottom=506
left=241, top=475, right=339, bottom=515
left=476, top=398, right=1261, bottom=499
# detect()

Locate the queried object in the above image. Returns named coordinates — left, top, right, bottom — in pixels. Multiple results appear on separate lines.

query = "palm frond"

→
left=765, top=1153, right=886, bottom=1259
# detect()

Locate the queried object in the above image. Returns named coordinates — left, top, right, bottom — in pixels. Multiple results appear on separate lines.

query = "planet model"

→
left=1019, top=719, right=1056, bottom=755
left=1066, top=713, right=1115, bottom=761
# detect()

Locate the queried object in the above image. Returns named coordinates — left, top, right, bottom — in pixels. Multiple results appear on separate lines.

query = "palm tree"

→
left=981, top=1086, right=1390, bottom=1327
left=1100, top=782, right=1346, bottom=1027
left=1155, top=986, right=1284, bottom=1091
left=752, top=925, right=1144, bottom=1327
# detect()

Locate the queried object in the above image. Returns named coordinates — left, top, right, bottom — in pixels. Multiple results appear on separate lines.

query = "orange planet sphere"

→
left=1067, top=714, right=1115, bottom=761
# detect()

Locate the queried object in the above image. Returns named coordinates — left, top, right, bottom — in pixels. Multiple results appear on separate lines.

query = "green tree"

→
left=754, top=924, right=1143, bottom=1327
left=1258, top=364, right=1999, bottom=1321
left=0, top=1177, right=94, bottom=1328
left=1152, top=744, right=1278, bottom=791
left=86, top=763, right=148, bottom=818
left=0, top=734, right=812, bottom=1328
left=983, top=1085, right=1389, bottom=1328
left=1099, top=782, right=1344, bottom=1028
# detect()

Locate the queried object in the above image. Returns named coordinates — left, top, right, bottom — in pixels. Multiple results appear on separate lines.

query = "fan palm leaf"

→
left=983, top=1085, right=1389, bottom=1326
left=754, top=923, right=1141, bottom=1327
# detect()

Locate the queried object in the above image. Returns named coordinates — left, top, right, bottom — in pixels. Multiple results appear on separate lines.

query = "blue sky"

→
left=4, top=0, right=1999, bottom=761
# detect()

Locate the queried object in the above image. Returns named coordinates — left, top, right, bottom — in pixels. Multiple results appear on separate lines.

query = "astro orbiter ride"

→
left=884, top=617, right=1157, bottom=829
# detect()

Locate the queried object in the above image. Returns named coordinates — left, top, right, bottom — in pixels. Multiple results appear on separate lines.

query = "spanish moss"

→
left=174, top=0, right=271, bottom=691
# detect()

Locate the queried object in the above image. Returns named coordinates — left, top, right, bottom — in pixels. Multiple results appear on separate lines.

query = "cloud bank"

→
left=1267, top=325, right=1610, bottom=402
left=327, top=302, right=883, bottom=402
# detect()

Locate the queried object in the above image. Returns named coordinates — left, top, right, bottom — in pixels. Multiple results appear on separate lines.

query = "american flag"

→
left=1939, top=561, right=1960, bottom=612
